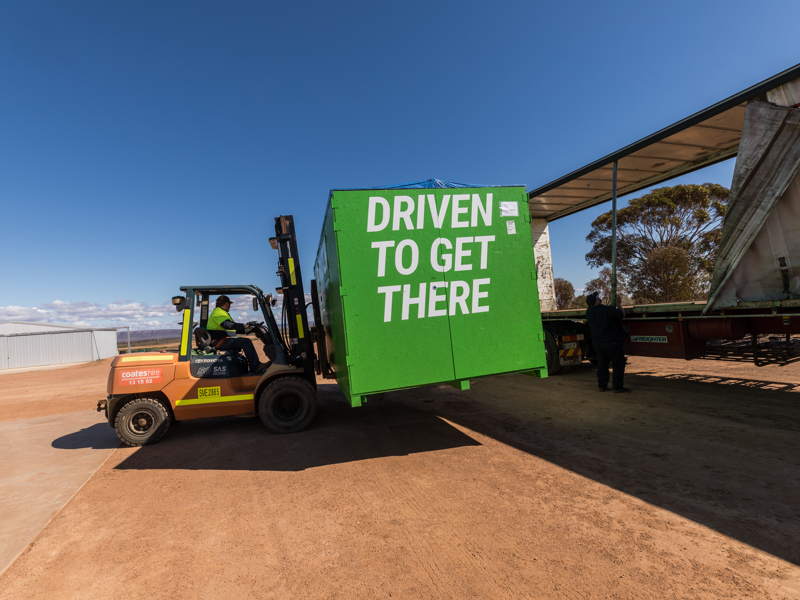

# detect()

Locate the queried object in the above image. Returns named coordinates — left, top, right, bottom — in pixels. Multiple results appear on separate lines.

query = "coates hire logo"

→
left=630, top=335, right=668, bottom=344
left=120, top=369, right=163, bottom=385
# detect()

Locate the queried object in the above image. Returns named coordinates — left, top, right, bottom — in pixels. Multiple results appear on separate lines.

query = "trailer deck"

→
left=542, top=300, right=800, bottom=367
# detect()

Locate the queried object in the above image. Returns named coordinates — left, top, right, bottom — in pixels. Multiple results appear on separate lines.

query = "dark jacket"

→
left=586, top=304, right=626, bottom=345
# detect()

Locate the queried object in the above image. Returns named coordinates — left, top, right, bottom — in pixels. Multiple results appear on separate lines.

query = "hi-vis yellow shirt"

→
left=207, top=307, right=235, bottom=335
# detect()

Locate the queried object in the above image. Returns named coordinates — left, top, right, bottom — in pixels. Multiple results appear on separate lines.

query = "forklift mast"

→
left=270, top=215, right=316, bottom=379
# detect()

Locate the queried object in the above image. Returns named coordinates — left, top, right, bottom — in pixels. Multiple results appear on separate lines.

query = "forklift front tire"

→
left=114, top=398, right=172, bottom=447
left=258, top=377, right=317, bottom=434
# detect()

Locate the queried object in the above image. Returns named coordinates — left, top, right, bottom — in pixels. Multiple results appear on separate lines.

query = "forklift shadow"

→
left=52, top=423, right=121, bottom=450
left=114, top=384, right=481, bottom=472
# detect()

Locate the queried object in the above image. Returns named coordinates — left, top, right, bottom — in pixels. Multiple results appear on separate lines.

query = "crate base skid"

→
left=523, top=368, right=549, bottom=378
left=447, top=379, right=470, bottom=391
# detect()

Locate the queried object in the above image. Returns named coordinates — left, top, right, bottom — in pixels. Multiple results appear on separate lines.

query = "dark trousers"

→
left=216, top=337, right=260, bottom=371
left=595, top=343, right=625, bottom=390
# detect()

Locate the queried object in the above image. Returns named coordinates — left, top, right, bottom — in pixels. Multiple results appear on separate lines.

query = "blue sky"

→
left=0, top=0, right=798, bottom=328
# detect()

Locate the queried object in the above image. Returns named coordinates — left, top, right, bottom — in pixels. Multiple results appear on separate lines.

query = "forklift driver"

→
left=207, top=295, right=268, bottom=374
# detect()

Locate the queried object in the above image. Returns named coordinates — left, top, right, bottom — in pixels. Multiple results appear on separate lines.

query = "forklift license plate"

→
left=561, top=342, right=578, bottom=349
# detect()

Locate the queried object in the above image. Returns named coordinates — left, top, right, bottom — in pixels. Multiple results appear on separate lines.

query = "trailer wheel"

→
left=114, top=398, right=171, bottom=447
left=544, top=330, right=562, bottom=376
left=258, top=377, right=317, bottom=434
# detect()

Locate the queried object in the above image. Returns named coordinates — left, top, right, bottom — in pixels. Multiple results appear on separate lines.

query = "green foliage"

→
left=585, top=183, right=729, bottom=303
left=627, top=247, right=708, bottom=304
left=555, top=277, right=600, bottom=308
left=584, top=267, right=633, bottom=305
left=554, top=278, right=576, bottom=309
left=571, top=294, right=588, bottom=308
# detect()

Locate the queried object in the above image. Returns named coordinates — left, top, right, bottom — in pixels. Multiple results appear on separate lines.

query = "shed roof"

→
left=0, top=321, right=78, bottom=333
left=528, top=62, right=800, bottom=221
left=0, top=321, right=118, bottom=336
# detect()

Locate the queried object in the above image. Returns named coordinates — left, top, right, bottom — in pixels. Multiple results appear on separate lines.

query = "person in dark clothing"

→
left=586, top=292, right=630, bottom=393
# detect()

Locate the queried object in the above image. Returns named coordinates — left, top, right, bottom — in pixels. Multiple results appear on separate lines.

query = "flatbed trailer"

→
left=524, top=63, right=800, bottom=376
left=540, top=300, right=800, bottom=374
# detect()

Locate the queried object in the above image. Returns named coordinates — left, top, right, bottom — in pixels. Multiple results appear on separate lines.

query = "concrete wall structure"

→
left=530, top=219, right=557, bottom=311
left=0, top=322, right=118, bottom=370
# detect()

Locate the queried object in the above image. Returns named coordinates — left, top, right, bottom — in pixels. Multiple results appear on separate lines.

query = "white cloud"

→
left=0, top=300, right=176, bottom=330
left=0, top=305, right=52, bottom=321
left=0, top=291, right=319, bottom=332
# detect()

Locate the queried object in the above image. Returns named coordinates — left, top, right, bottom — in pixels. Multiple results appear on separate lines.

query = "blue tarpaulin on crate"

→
left=370, top=179, right=480, bottom=189
left=332, top=179, right=524, bottom=192
left=325, top=179, right=526, bottom=213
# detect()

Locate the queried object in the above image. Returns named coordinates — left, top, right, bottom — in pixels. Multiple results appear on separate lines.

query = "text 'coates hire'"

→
left=368, top=193, right=497, bottom=323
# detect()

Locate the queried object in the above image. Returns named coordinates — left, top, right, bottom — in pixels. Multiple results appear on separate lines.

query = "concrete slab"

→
left=0, top=410, right=119, bottom=575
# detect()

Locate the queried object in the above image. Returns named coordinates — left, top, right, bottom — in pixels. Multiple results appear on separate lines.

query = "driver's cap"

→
left=216, top=295, right=232, bottom=307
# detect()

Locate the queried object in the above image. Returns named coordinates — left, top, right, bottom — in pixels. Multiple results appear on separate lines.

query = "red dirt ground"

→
left=1, top=355, right=798, bottom=599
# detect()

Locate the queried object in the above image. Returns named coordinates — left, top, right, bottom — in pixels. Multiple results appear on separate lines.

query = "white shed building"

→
left=0, top=322, right=119, bottom=370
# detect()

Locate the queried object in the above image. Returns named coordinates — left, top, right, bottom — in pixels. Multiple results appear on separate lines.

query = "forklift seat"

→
left=194, top=328, right=214, bottom=353
left=194, top=327, right=245, bottom=357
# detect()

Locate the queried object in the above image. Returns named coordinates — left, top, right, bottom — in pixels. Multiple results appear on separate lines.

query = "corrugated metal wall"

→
left=0, top=330, right=118, bottom=370
left=92, top=331, right=118, bottom=360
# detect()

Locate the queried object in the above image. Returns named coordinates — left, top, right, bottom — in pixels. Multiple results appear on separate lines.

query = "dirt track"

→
left=0, top=358, right=114, bottom=422
left=1, top=356, right=799, bottom=599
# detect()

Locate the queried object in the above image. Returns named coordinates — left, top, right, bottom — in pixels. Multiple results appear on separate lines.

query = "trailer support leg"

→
left=611, top=160, right=618, bottom=302
left=752, top=334, right=760, bottom=367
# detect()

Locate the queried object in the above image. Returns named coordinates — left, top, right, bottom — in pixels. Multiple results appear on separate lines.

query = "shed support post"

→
left=530, top=218, right=557, bottom=311
left=611, top=160, right=618, bottom=303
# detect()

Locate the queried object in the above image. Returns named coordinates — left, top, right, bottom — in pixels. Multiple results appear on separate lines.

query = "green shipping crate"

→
left=313, top=182, right=547, bottom=407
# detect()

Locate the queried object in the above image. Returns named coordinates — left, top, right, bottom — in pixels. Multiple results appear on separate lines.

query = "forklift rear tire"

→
left=258, top=377, right=317, bottom=434
left=114, top=398, right=171, bottom=447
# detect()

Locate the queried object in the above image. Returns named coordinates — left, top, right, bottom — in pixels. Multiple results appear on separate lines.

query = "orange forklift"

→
left=98, top=215, right=330, bottom=446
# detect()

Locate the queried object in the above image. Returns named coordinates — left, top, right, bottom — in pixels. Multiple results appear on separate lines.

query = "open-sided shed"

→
left=526, top=62, right=800, bottom=309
